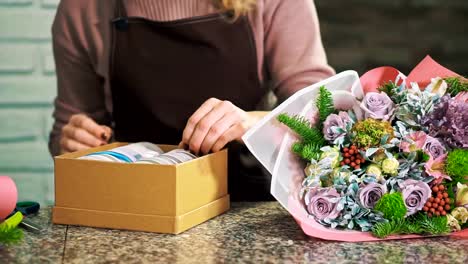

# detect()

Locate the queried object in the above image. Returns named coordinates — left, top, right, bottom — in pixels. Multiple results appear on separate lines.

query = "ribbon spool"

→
left=0, top=176, right=18, bottom=221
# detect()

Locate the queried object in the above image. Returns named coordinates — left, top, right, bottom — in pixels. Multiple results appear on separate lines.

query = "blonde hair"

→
left=214, top=0, right=257, bottom=18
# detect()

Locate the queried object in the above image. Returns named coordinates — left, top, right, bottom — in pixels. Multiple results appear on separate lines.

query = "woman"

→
left=49, top=0, right=334, bottom=200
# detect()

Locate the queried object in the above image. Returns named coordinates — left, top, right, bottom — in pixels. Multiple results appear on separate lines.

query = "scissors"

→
left=14, top=201, right=40, bottom=216
left=7, top=201, right=43, bottom=233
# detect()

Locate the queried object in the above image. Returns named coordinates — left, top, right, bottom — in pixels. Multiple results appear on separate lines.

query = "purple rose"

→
left=304, top=188, right=342, bottom=220
left=424, top=136, right=446, bottom=159
left=360, top=92, right=395, bottom=121
left=322, top=111, right=351, bottom=142
left=399, top=179, right=431, bottom=217
left=358, top=182, right=387, bottom=209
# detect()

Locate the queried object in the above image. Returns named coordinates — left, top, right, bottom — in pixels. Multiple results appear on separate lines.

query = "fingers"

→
left=182, top=98, right=251, bottom=155
left=100, top=125, right=112, bottom=141
left=187, top=101, right=235, bottom=154
left=60, top=114, right=113, bottom=154
left=62, top=124, right=103, bottom=147
left=182, top=98, right=220, bottom=146
left=199, top=111, right=239, bottom=154
left=211, top=124, right=245, bottom=153
left=60, top=137, right=91, bottom=153
left=70, top=114, right=111, bottom=140
left=178, top=141, right=186, bottom=149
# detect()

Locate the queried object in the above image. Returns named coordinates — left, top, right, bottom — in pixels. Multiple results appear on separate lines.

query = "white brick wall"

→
left=0, top=0, right=59, bottom=206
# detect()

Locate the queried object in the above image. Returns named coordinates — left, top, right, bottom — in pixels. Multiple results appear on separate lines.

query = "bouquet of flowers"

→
left=243, top=56, right=468, bottom=241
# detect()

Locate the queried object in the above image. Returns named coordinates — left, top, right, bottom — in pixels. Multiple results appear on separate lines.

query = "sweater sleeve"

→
left=48, top=0, right=110, bottom=156
left=263, top=0, right=335, bottom=101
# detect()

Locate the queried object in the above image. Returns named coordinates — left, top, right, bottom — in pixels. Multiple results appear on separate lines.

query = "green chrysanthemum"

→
left=445, top=149, right=468, bottom=180
left=374, top=192, right=407, bottom=220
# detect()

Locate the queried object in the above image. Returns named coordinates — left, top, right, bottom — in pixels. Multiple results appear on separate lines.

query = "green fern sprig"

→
left=277, top=114, right=323, bottom=143
left=401, top=220, right=423, bottom=234
left=371, top=218, right=404, bottom=239
left=316, top=86, right=335, bottom=124
left=418, top=215, right=450, bottom=235
left=292, top=141, right=324, bottom=161
left=445, top=77, right=468, bottom=96
left=378, top=81, right=399, bottom=98
left=371, top=213, right=450, bottom=238
left=277, top=114, right=325, bottom=161
left=276, top=86, right=334, bottom=161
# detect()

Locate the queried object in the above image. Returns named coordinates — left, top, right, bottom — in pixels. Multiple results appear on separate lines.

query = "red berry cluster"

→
left=340, top=145, right=365, bottom=170
left=422, top=184, right=452, bottom=217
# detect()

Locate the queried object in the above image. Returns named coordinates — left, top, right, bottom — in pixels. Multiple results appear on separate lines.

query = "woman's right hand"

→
left=60, top=114, right=112, bottom=154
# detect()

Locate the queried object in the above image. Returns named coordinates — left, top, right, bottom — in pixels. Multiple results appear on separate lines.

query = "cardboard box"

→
left=52, top=143, right=229, bottom=234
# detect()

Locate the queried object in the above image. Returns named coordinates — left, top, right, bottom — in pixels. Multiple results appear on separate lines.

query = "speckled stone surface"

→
left=0, top=207, right=66, bottom=263
left=1, top=202, right=468, bottom=263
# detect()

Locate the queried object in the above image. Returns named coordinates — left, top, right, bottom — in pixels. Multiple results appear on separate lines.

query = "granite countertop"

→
left=1, top=202, right=467, bottom=264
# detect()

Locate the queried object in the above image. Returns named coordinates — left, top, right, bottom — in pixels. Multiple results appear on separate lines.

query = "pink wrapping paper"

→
left=360, top=66, right=402, bottom=94
left=406, top=56, right=460, bottom=86
left=289, top=197, right=468, bottom=242
left=0, top=176, right=17, bottom=221
left=360, top=55, right=460, bottom=93
left=290, top=56, right=467, bottom=242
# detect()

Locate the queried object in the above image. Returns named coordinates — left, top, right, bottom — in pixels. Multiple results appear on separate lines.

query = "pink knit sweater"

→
left=49, top=0, right=335, bottom=156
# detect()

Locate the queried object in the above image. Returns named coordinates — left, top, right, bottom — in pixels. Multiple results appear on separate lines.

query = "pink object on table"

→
left=0, top=176, right=18, bottom=221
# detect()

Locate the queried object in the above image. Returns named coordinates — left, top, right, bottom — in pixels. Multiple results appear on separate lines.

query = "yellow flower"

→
left=333, top=168, right=351, bottom=181
left=320, top=147, right=341, bottom=169
left=304, top=163, right=319, bottom=176
left=366, top=164, right=384, bottom=182
left=447, top=214, right=461, bottom=232
left=451, top=207, right=468, bottom=225
left=456, top=183, right=468, bottom=207
left=372, top=151, right=387, bottom=162
left=381, top=157, right=399, bottom=175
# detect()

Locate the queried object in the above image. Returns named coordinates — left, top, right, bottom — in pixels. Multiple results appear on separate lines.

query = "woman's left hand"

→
left=181, top=98, right=261, bottom=155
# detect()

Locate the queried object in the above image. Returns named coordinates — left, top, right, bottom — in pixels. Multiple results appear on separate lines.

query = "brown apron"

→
left=110, top=0, right=273, bottom=201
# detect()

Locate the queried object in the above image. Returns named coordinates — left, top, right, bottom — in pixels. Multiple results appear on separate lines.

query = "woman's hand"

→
left=181, top=98, right=267, bottom=155
left=60, top=114, right=112, bottom=153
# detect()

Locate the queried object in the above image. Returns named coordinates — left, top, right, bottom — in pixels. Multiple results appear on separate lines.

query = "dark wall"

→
left=316, top=0, right=468, bottom=76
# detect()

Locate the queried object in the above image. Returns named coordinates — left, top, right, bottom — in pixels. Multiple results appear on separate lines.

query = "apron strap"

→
left=116, top=0, right=127, bottom=18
